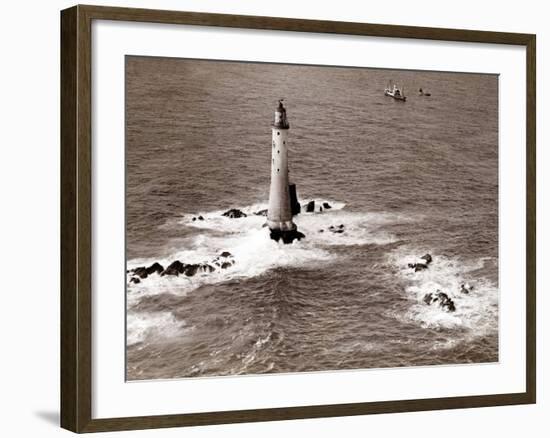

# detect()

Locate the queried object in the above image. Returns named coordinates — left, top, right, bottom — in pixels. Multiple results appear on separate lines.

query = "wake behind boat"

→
left=384, top=81, right=407, bottom=101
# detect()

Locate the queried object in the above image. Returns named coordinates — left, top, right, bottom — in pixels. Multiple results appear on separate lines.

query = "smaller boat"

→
left=418, top=88, right=431, bottom=97
left=384, top=81, right=406, bottom=101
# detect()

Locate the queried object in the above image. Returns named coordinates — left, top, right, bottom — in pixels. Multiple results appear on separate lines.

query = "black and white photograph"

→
left=125, top=56, right=499, bottom=381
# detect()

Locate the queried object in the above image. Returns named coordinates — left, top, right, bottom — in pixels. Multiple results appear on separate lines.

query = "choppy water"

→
left=125, top=56, right=498, bottom=381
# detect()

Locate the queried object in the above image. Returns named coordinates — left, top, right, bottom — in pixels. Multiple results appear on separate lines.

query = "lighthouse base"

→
left=269, top=228, right=306, bottom=244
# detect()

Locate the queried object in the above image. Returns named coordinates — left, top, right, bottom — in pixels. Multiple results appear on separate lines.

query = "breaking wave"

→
left=388, top=247, right=498, bottom=335
left=126, top=200, right=408, bottom=347
left=127, top=200, right=405, bottom=302
left=127, top=311, right=190, bottom=346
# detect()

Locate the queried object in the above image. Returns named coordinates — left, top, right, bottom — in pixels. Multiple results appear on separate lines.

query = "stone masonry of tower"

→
left=267, top=100, right=305, bottom=244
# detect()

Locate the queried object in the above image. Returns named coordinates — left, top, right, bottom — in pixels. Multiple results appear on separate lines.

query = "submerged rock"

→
left=254, top=209, right=268, bottom=216
left=328, top=224, right=345, bottom=234
left=423, top=290, right=456, bottom=312
left=129, top=277, right=141, bottom=284
left=222, top=209, right=247, bottom=218
left=460, top=283, right=473, bottom=294
left=408, top=263, right=428, bottom=272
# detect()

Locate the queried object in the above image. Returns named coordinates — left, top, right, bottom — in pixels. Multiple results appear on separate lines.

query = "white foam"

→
left=389, top=248, right=498, bottom=333
left=127, top=311, right=189, bottom=346
left=128, top=201, right=407, bottom=301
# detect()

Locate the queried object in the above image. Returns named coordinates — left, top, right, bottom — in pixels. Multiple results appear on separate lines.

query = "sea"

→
left=125, top=56, right=499, bottom=381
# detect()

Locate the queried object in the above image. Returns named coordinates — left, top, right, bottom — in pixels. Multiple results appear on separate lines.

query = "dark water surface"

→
left=125, top=57, right=498, bottom=380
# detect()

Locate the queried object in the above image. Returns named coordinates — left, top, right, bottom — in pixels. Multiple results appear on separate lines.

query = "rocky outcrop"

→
left=420, top=253, right=432, bottom=264
left=323, top=202, right=332, bottom=210
left=305, top=200, right=315, bottom=213
left=254, top=209, right=268, bottom=216
left=211, top=251, right=236, bottom=269
left=161, top=260, right=185, bottom=276
left=192, top=215, right=205, bottom=221
left=460, top=283, right=473, bottom=294
left=408, top=253, right=433, bottom=272
left=222, top=209, right=247, bottom=218
left=423, top=290, right=456, bottom=312
left=130, top=262, right=165, bottom=279
left=149, top=252, right=236, bottom=279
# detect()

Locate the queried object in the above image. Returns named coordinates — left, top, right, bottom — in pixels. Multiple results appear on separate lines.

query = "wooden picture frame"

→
left=61, top=4, right=536, bottom=433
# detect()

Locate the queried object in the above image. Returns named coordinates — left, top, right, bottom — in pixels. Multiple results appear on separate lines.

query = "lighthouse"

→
left=267, top=100, right=305, bottom=244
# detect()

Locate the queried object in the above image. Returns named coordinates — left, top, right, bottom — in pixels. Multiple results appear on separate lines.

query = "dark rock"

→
left=423, top=290, right=456, bottom=312
left=222, top=209, right=247, bottom=218
left=408, top=262, right=428, bottom=272
left=129, top=277, right=141, bottom=284
left=445, top=300, right=456, bottom=312
left=132, top=267, right=149, bottom=279
left=420, top=253, right=433, bottom=264
left=269, top=229, right=306, bottom=244
left=221, top=261, right=232, bottom=269
left=192, top=217, right=196, bottom=221
left=183, top=264, right=200, bottom=277
left=305, top=200, right=315, bottom=213
left=319, top=229, right=324, bottom=233
left=132, top=262, right=164, bottom=278
left=161, top=260, right=185, bottom=276
left=184, top=263, right=216, bottom=276
left=220, top=251, right=232, bottom=258
left=436, top=291, right=456, bottom=312
left=254, top=209, right=268, bottom=216
left=198, top=215, right=204, bottom=221
left=146, top=262, right=164, bottom=275
left=323, top=202, right=332, bottom=209
left=328, top=224, right=345, bottom=234
left=460, top=283, right=473, bottom=294
left=289, top=183, right=301, bottom=216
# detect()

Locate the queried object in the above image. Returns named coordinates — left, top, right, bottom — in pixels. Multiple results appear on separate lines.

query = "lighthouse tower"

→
left=267, top=100, right=305, bottom=244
